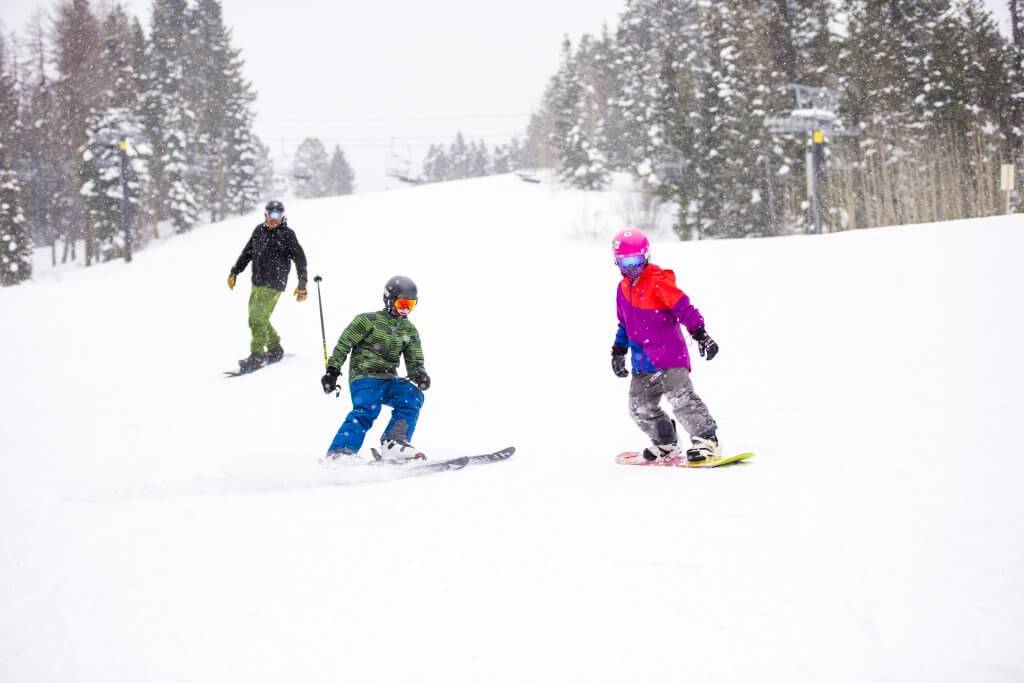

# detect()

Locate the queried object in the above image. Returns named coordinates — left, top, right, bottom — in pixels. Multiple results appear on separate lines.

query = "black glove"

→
left=321, top=365, right=340, bottom=394
left=409, top=367, right=431, bottom=391
left=692, top=327, right=719, bottom=361
left=611, top=345, right=629, bottom=378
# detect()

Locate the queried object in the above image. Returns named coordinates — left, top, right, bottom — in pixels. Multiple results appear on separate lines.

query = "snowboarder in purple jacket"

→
left=611, top=228, right=722, bottom=463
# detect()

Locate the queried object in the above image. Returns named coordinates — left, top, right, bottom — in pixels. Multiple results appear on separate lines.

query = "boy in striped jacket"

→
left=320, top=276, right=431, bottom=465
left=610, top=229, right=722, bottom=463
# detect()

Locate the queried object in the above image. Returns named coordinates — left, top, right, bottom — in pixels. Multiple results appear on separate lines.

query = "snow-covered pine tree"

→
left=99, top=4, right=141, bottom=110
left=648, top=18, right=702, bottom=236
left=189, top=0, right=261, bottom=219
left=326, top=145, right=355, bottom=195
left=448, top=132, right=470, bottom=180
left=468, top=141, right=490, bottom=177
left=53, top=0, right=104, bottom=263
left=0, top=35, right=18, bottom=163
left=836, top=0, right=925, bottom=227
left=591, top=24, right=629, bottom=173
left=0, top=138, right=31, bottom=286
left=550, top=36, right=607, bottom=189
left=690, top=0, right=779, bottom=237
left=757, top=1, right=841, bottom=233
left=15, top=15, right=64, bottom=263
left=421, top=145, right=446, bottom=182
left=0, top=39, right=31, bottom=285
left=492, top=144, right=512, bottom=174
left=562, top=35, right=611, bottom=190
left=1012, top=0, right=1024, bottom=163
left=609, top=3, right=662, bottom=181
left=189, top=0, right=233, bottom=220
left=292, top=138, right=331, bottom=198
left=507, top=138, right=524, bottom=172
left=221, top=49, right=261, bottom=214
left=144, top=0, right=198, bottom=234
left=522, top=81, right=559, bottom=169
left=253, top=138, right=275, bottom=198
left=78, top=109, right=150, bottom=261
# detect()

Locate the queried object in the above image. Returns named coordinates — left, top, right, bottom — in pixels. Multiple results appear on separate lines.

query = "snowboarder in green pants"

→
left=228, top=200, right=309, bottom=371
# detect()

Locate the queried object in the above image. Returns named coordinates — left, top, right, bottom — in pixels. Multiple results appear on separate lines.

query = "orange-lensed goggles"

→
left=394, top=297, right=417, bottom=312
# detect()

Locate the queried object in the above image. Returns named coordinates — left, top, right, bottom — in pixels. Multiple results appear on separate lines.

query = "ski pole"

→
left=313, top=275, right=328, bottom=366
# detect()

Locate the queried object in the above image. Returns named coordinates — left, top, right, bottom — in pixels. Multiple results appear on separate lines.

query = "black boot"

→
left=238, top=352, right=266, bottom=372
left=642, top=443, right=681, bottom=461
left=265, top=343, right=284, bottom=363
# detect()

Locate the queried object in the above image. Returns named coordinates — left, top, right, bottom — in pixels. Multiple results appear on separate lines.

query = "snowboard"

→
left=223, top=353, right=296, bottom=378
left=616, top=451, right=754, bottom=468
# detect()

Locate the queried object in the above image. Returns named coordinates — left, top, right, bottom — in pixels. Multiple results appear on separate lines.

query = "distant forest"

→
left=524, top=0, right=1024, bottom=239
left=0, top=0, right=269, bottom=283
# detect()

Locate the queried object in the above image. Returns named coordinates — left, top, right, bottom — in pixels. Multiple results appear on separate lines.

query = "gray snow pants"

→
left=628, top=367, right=717, bottom=446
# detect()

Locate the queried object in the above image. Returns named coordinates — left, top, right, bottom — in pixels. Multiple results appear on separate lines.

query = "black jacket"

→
left=230, top=221, right=308, bottom=292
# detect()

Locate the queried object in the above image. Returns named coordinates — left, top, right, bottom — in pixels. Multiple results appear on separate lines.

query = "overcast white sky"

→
left=1, top=0, right=1015, bottom=193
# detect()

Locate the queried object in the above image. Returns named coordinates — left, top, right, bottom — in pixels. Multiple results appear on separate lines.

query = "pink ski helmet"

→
left=612, top=228, right=650, bottom=277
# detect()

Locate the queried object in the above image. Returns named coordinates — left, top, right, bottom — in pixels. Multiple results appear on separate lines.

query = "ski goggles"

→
left=266, top=210, right=284, bottom=221
left=615, top=254, right=647, bottom=269
left=393, top=297, right=417, bottom=313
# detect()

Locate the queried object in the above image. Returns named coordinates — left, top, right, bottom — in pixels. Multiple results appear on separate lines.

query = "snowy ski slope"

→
left=1, top=174, right=1022, bottom=682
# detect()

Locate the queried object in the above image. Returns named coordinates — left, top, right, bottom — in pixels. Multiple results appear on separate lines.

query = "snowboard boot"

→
left=375, top=438, right=427, bottom=464
left=642, top=443, right=681, bottom=461
left=265, top=343, right=285, bottom=364
left=686, top=434, right=721, bottom=463
left=238, top=352, right=267, bottom=372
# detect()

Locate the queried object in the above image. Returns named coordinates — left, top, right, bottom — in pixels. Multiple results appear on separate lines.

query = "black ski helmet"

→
left=383, top=275, right=418, bottom=314
left=264, top=200, right=285, bottom=228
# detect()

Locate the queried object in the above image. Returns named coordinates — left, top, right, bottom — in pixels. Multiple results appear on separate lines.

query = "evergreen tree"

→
left=53, top=0, right=104, bottom=262
left=0, top=40, right=31, bottom=285
left=562, top=35, right=611, bottom=189
left=144, top=0, right=198, bottom=233
left=422, top=144, right=451, bottom=181
left=468, top=141, right=491, bottom=177
left=326, top=145, right=355, bottom=195
left=78, top=109, right=150, bottom=261
left=550, top=36, right=605, bottom=188
left=253, top=138, right=276, bottom=197
left=16, top=14, right=64, bottom=260
left=0, top=138, right=31, bottom=286
left=610, top=5, right=661, bottom=178
left=448, top=132, right=470, bottom=179
left=507, top=138, right=524, bottom=171
left=221, top=49, right=261, bottom=214
left=292, top=137, right=331, bottom=197
left=522, top=81, right=559, bottom=169
left=1011, top=0, right=1024, bottom=148
left=99, top=4, right=141, bottom=111
left=492, top=144, right=512, bottom=174
left=189, top=0, right=260, bottom=219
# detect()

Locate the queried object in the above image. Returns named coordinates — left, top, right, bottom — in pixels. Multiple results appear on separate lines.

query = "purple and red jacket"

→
left=614, top=263, right=705, bottom=373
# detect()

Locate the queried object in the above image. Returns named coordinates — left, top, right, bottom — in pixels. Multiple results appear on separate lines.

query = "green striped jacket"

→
left=328, top=310, right=425, bottom=382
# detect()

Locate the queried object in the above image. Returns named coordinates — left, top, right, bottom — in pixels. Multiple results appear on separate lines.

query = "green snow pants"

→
left=248, top=285, right=283, bottom=354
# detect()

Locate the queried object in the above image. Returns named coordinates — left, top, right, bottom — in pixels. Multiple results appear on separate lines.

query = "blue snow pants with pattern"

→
left=327, top=377, right=425, bottom=454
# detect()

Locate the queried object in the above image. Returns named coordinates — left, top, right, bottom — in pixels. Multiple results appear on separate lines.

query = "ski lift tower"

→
left=766, top=84, right=856, bottom=234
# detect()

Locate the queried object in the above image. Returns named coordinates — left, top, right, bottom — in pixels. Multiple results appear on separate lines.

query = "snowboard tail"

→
left=616, top=451, right=754, bottom=468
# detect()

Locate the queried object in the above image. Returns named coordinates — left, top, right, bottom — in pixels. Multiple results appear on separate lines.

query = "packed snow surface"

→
left=2, top=174, right=1023, bottom=682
